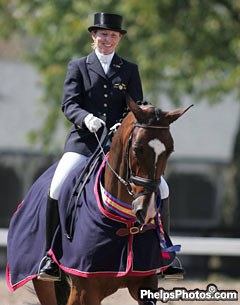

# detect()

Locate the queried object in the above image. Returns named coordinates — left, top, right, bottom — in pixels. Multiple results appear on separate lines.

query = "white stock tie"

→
left=99, top=55, right=110, bottom=74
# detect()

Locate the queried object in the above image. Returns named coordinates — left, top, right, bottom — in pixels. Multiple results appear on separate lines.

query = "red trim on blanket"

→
left=6, top=263, right=37, bottom=291
left=49, top=249, right=168, bottom=278
left=12, top=200, right=24, bottom=216
left=162, top=251, right=171, bottom=259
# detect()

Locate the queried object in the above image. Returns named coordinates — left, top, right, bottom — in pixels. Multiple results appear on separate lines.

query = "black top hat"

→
left=88, top=12, right=127, bottom=34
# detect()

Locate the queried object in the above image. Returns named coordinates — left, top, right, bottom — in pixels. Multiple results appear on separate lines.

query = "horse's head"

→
left=124, top=95, right=193, bottom=224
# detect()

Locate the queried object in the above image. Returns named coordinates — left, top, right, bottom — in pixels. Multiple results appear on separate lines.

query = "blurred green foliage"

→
left=0, top=0, right=240, bottom=150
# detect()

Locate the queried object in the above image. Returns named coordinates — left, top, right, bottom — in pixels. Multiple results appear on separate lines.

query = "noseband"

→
left=107, top=121, right=170, bottom=199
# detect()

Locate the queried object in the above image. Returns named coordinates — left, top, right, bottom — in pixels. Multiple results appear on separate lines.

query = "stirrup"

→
left=162, top=269, right=184, bottom=280
left=161, top=257, right=184, bottom=280
left=37, top=272, right=61, bottom=282
left=37, top=255, right=61, bottom=282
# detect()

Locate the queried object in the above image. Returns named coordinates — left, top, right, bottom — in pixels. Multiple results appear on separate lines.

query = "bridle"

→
left=66, top=117, right=170, bottom=240
left=104, top=121, right=170, bottom=199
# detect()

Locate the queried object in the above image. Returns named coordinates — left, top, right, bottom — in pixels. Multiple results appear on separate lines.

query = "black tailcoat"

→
left=62, top=51, right=143, bottom=156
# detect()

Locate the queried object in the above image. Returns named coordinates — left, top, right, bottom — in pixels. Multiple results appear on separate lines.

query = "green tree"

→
left=1, top=0, right=240, bottom=149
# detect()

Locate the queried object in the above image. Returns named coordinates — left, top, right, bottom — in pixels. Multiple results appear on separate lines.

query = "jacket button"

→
left=103, top=84, right=107, bottom=88
left=104, top=94, right=108, bottom=98
left=104, top=103, right=108, bottom=108
left=103, top=113, right=106, bottom=116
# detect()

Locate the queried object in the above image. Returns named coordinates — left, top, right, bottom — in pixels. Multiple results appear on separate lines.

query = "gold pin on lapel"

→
left=114, top=83, right=127, bottom=90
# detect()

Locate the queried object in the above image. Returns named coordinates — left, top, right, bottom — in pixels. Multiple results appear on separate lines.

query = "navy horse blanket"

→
left=6, top=155, right=179, bottom=291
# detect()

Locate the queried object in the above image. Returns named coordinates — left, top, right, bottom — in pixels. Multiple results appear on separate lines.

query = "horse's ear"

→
left=126, top=94, right=145, bottom=122
left=166, top=104, right=193, bottom=124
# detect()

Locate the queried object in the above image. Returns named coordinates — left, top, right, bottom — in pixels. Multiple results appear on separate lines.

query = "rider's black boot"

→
left=161, top=197, right=185, bottom=280
left=37, top=195, right=61, bottom=281
left=161, top=197, right=170, bottom=234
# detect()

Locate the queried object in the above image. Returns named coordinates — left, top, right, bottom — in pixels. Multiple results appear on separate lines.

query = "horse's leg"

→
left=66, top=276, right=103, bottom=305
left=32, top=278, right=57, bottom=305
left=55, top=272, right=71, bottom=305
left=127, top=275, right=158, bottom=305
left=66, top=281, right=81, bottom=305
left=66, top=276, right=122, bottom=305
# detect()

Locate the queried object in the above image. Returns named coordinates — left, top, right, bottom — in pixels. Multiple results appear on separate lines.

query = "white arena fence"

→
left=1, top=228, right=240, bottom=256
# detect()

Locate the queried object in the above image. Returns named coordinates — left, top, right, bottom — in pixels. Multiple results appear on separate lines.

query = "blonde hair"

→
left=90, top=30, right=97, bottom=50
left=91, top=41, right=97, bottom=50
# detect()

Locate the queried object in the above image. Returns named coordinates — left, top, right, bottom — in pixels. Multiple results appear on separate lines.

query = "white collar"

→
left=95, top=49, right=114, bottom=64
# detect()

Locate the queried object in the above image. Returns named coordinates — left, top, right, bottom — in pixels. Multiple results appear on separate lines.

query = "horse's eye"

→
left=132, top=143, right=143, bottom=155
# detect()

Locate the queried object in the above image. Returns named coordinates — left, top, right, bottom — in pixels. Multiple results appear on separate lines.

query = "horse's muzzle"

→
left=132, top=192, right=157, bottom=224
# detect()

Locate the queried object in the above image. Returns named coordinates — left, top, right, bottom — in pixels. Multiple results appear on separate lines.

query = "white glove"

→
left=84, top=114, right=106, bottom=133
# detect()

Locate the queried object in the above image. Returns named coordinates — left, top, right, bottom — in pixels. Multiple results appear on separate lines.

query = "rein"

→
left=95, top=121, right=170, bottom=199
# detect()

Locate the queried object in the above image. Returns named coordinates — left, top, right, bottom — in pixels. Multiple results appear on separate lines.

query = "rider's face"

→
left=92, top=30, right=122, bottom=55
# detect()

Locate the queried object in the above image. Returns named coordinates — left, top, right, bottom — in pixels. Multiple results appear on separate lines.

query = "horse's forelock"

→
left=116, top=104, right=165, bottom=135
left=138, top=105, right=165, bottom=125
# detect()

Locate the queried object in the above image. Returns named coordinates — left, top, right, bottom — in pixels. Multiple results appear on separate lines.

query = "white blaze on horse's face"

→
left=142, top=139, right=166, bottom=224
left=148, top=139, right=166, bottom=165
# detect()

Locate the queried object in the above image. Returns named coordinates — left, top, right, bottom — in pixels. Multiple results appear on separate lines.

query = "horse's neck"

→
left=104, top=139, right=131, bottom=203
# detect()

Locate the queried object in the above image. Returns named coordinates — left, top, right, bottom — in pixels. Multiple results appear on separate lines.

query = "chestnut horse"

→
left=30, top=97, right=191, bottom=305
